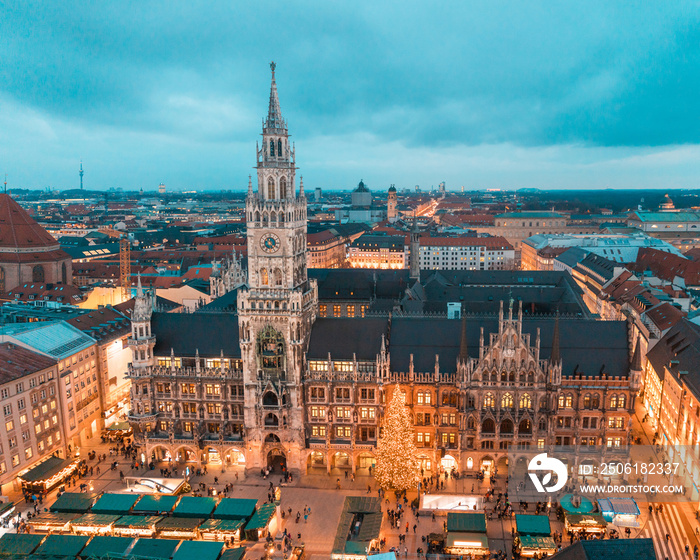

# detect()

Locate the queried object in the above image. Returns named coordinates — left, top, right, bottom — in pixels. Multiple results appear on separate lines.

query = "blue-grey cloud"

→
left=1, top=1, right=699, bottom=190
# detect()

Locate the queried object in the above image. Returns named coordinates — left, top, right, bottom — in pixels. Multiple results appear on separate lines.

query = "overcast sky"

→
left=1, top=1, right=700, bottom=192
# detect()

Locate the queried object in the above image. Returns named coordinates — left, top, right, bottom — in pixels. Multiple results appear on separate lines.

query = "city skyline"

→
left=2, top=2, right=700, bottom=191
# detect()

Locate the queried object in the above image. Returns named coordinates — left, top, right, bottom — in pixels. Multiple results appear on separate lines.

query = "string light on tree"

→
left=374, top=384, right=420, bottom=491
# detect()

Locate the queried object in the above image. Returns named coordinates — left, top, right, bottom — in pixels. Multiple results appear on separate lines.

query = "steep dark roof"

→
left=151, top=312, right=240, bottom=358
left=388, top=317, right=627, bottom=375
left=307, top=318, right=389, bottom=361
left=197, top=288, right=240, bottom=313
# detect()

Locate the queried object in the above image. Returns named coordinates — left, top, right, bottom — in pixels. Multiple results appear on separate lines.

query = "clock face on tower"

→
left=260, top=233, right=281, bottom=253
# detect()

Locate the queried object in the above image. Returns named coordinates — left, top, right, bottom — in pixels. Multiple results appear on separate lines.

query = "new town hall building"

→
left=127, top=64, right=641, bottom=478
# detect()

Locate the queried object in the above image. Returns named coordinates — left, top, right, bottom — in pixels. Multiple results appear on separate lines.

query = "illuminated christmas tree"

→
left=374, top=384, right=420, bottom=490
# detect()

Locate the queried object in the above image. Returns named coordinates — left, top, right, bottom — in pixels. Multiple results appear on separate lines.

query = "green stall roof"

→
left=0, top=502, right=14, bottom=517
left=213, top=498, right=257, bottom=520
left=114, top=515, right=161, bottom=529
left=71, top=513, right=121, bottom=527
left=515, top=514, right=552, bottom=536
left=132, top=494, right=180, bottom=515
left=245, top=502, right=276, bottom=530
left=199, top=519, right=245, bottom=533
left=0, top=534, right=45, bottom=557
left=156, top=516, right=205, bottom=531
left=446, top=512, right=487, bottom=533
left=130, top=538, right=180, bottom=560
left=79, top=536, right=135, bottom=558
left=92, top=493, right=141, bottom=515
left=219, top=547, right=246, bottom=560
left=106, top=421, right=131, bottom=432
left=19, top=457, right=77, bottom=483
left=50, top=492, right=97, bottom=513
left=33, top=534, right=89, bottom=558
left=171, top=541, right=224, bottom=560
left=173, top=496, right=217, bottom=518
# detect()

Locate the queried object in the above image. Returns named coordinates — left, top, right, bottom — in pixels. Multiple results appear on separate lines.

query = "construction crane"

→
left=119, top=236, right=131, bottom=302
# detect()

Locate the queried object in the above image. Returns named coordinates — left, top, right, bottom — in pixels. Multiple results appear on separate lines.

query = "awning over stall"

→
left=91, top=492, right=141, bottom=515
left=79, top=536, right=135, bottom=558
left=0, top=534, right=45, bottom=557
left=172, top=496, right=218, bottom=518
left=171, top=540, right=224, bottom=560
left=129, top=537, right=180, bottom=560
left=26, top=512, right=79, bottom=532
left=18, top=457, right=79, bottom=492
left=131, top=494, right=180, bottom=515
left=50, top=492, right=97, bottom=513
left=213, top=498, right=258, bottom=520
left=32, top=535, right=89, bottom=558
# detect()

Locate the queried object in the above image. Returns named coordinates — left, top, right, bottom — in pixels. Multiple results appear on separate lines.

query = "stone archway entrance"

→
left=267, top=448, right=286, bottom=472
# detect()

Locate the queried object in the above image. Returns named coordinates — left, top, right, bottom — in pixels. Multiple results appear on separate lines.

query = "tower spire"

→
left=265, top=61, right=285, bottom=131
left=551, top=314, right=560, bottom=364
left=248, top=175, right=253, bottom=195
left=458, top=313, right=469, bottom=365
left=631, top=336, right=642, bottom=371
left=299, top=176, right=304, bottom=197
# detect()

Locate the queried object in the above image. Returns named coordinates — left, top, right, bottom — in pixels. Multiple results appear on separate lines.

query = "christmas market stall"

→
left=0, top=534, right=45, bottom=557
left=50, top=492, right=98, bottom=514
left=219, top=547, right=247, bottom=560
left=563, top=513, right=608, bottom=535
left=155, top=516, right=205, bottom=540
left=513, top=514, right=557, bottom=558
left=26, top=512, right=80, bottom=533
left=213, top=498, right=258, bottom=522
left=103, top=421, right=132, bottom=441
left=77, top=536, right=135, bottom=559
left=91, top=492, right=142, bottom=516
left=171, top=540, right=225, bottom=560
left=244, top=503, right=278, bottom=542
left=31, top=534, right=89, bottom=558
left=112, top=515, right=162, bottom=538
left=597, top=498, right=641, bottom=528
left=172, top=496, right=218, bottom=519
left=17, top=456, right=80, bottom=494
left=330, top=497, right=382, bottom=560
left=443, top=512, right=490, bottom=558
left=70, top=513, right=120, bottom=536
left=129, top=537, right=180, bottom=560
left=199, top=518, right=246, bottom=544
left=131, top=493, right=180, bottom=515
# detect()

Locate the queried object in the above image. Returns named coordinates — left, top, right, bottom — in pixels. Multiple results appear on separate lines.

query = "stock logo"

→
left=528, top=453, right=568, bottom=493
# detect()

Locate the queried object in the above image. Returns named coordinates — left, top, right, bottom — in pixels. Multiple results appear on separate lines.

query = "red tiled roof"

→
left=0, top=282, right=84, bottom=303
left=0, top=194, right=71, bottom=263
left=0, top=343, right=56, bottom=384
left=645, top=302, right=684, bottom=332
left=420, top=236, right=513, bottom=249
left=632, top=248, right=700, bottom=286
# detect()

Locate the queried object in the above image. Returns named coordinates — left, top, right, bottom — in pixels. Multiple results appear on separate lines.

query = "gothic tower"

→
left=237, top=62, right=318, bottom=471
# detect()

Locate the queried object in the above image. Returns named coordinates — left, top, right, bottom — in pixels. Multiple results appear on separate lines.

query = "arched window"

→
left=270, top=139, right=275, bottom=157
left=519, top=394, right=531, bottom=409
left=270, top=211, right=276, bottom=224
left=264, top=413, right=279, bottom=426
left=254, top=211, right=260, bottom=223
left=273, top=268, right=282, bottom=286
left=278, top=139, right=282, bottom=157
left=482, top=418, right=495, bottom=433
left=501, top=393, right=513, bottom=409
left=467, top=416, right=475, bottom=430
left=0, top=266, right=4, bottom=292
left=263, top=392, right=278, bottom=407
left=500, top=419, right=513, bottom=433
left=280, top=176, right=287, bottom=199
left=260, top=268, right=269, bottom=285
left=61, top=262, right=67, bottom=284
left=539, top=418, right=547, bottom=431
left=519, top=419, right=532, bottom=434
left=591, top=394, right=600, bottom=408
left=610, top=395, right=618, bottom=409
left=583, top=394, right=591, bottom=409
left=32, top=265, right=44, bottom=283
left=267, top=178, right=275, bottom=199
left=483, top=393, right=495, bottom=408
left=618, top=395, right=626, bottom=408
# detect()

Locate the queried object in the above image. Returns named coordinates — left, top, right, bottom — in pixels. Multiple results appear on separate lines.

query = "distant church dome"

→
left=660, top=194, right=675, bottom=211
left=388, top=185, right=397, bottom=193
left=355, top=180, right=370, bottom=193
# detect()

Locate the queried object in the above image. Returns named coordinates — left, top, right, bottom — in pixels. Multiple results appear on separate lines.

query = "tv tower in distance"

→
left=79, top=161, right=84, bottom=190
